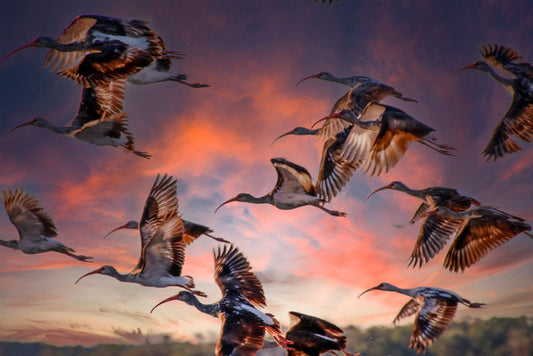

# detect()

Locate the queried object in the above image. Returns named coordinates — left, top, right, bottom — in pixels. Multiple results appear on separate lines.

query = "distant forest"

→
left=1, top=316, right=531, bottom=356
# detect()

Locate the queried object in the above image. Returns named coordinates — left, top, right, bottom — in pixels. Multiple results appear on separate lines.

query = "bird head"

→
left=358, top=282, right=394, bottom=298
left=311, top=109, right=355, bottom=129
left=2, top=37, right=53, bottom=65
left=75, top=265, right=116, bottom=284
left=295, top=71, right=331, bottom=86
left=367, top=181, right=405, bottom=200
left=8, top=117, right=47, bottom=134
left=150, top=291, right=194, bottom=313
left=104, top=220, right=139, bottom=238
left=214, top=193, right=252, bottom=213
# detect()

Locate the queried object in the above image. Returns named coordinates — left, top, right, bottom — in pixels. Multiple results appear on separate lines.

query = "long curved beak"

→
left=8, top=120, right=34, bottom=134
left=452, top=63, right=477, bottom=75
left=214, top=195, right=240, bottom=214
left=311, top=113, right=340, bottom=129
left=367, top=183, right=393, bottom=200
left=271, top=130, right=293, bottom=145
left=150, top=293, right=181, bottom=314
left=358, top=286, right=380, bottom=298
left=2, top=40, right=38, bottom=65
left=295, top=73, right=320, bottom=87
left=104, top=223, right=130, bottom=239
left=75, top=268, right=102, bottom=284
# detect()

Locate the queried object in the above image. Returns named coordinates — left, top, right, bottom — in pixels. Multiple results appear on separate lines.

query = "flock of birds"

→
left=1, top=13, right=532, bottom=356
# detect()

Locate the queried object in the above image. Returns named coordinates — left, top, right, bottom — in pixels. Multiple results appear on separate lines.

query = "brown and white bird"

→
left=318, top=105, right=455, bottom=177
left=0, top=189, right=92, bottom=262
left=423, top=206, right=532, bottom=272
left=359, top=283, right=485, bottom=354
left=273, top=73, right=416, bottom=144
left=75, top=174, right=204, bottom=295
left=367, top=181, right=480, bottom=268
left=215, top=158, right=346, bottom=217
left=285, top=311, right=357, bottom=356
left=3, top=14, right=208, bottom=88
left=458, top=44, right=533, bottom=160
left=8, top=79, right=149, bottom=158
left=151, top=244, right=293, bottom=356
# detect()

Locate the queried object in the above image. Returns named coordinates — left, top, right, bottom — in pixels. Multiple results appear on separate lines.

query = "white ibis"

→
left=285, top=311, right=358, bottom=356
left=458, top=44, right=533, bottom=160
left=8, top=79, right=150, bottom=159
left=367, top=181, right=480, bottom=267
left=3, top=14, right=208, bottom=88
left=318, top=105, right=456, bottom=176
left=0, top=189, right=92, bottom=262
left=273, top=73, right=417, bottom=144
left=75, top=174, right=204, bottom=295
left=423, top=206, right=532, bottom=272
left=151, top=244, right=293, bottom=355
left=215, top=158, right=346, bottom=217
left=359, top=283, right=485, bottom=354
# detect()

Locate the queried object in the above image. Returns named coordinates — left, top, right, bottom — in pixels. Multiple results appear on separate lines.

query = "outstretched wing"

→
left=271, top=158, right=316, bottom=197
left=393, top=296, right=423, bottom=325
left=444, top=207, right=531, bottom=272
left=1, top=189, right=58, bottom=242
left=410, top=296, right=458, bottom=354
left=214, top=245, right=266, bottom=308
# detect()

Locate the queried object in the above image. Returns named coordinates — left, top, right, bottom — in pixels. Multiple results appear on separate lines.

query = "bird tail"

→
left=122, top=134, right=151, bottom=159
left=265, top=313, right=293, bottom=351
left=392, top=90, right=418, bottom=103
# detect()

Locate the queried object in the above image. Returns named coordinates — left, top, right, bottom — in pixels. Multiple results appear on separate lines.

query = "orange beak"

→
left=75, top=267, right=103, bottom=284
left=150, top=293, right=181, bottom=314
left=8, top=120, right=35, bottom=134
left=295, top=73, right=321, bottom=87
left=366, top=183, right=393, bottom=200
left=2, top=39, right=39, bottom=65
left=214, top=195, right=240, bottom=213
left=104, top=223, right=131, bottom=239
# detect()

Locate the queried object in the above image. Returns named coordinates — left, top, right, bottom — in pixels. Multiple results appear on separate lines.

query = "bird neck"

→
left=322, top=74, right=360, bottom=87
left=244, top=193, right=273, bottom=205
left=0, top=239, right=18, bottom=250
left=185, top=294, right=219, bottom=318
left=483, top=65, right=514, bottom=87
left=396, top=183, right=426, bottom=200
left=37, top=119, right=74, bottom=135
left=42, top=37, right=91, bottom=52
left=389, top=284, right=418, bottom=298
left=295, top=127, right=320, bottom=135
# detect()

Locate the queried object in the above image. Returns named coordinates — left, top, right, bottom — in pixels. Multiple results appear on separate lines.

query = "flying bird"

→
left=7, top=79, right=150, bottom=158
left=273, top=73, right=417, bottom=144
left=423, top=206, right=532, bottom=272
left=75, top=174, right=204, bottom=295
left=318, top=105, right=455, bottom=176
left=0, top=189, right=92, bottom=262
left=285, top=311, right=358, bottom=356
left=151, top=244, right=293, bottom=355
left=215, top=158, right=346, bottom=217
left=367, top=181, right=480, bottom=267
left=457, top=44, right=533, bottom=160
left=359, top=282, right=485, bottom=354
left=3, top=14, right=209, bottom=88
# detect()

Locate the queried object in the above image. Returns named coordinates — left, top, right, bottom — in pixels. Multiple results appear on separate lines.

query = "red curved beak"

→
left=453, top=63, right=477, bottom=75
left=8, top=120, right=34, bottom=134
left=214, top=195, right=240, bottom=213
left=2, top=39, right=38, bottom=65
left=150, top=293, right=181, bottom=314
left=295, top=73, right=321, bottom=87
left=104, top=223, right=130, bottom=239
left=310, top=112, right=341, bottom=129
left=75, top=267, right=103, bottom=284
left=366, top=183, right=393, bottom=200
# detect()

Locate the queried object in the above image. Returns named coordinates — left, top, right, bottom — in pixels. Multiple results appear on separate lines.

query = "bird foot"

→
left=469, top=302, right=485, bottom=308
left=192, top=289, right=208, bottom=298
left=77, top=255, right=94, bottom=262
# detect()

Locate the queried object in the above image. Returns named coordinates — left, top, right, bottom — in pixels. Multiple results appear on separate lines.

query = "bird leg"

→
left=171, top=78, right=210, bottom=88
left=314, top=204, right=347, bottom=217
left=56, top=246, right=93, bottom=262
left=419, top=139, right=457, bottom=156
left=204, top=233, right=231, bottom=244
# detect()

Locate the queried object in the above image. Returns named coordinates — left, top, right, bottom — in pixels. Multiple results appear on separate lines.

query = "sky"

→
left=0, top=0, right=532, bottom=351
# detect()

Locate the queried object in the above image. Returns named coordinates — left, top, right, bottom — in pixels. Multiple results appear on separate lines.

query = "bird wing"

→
left=214, top=245, right=266, bottom=308
left=43, top=15, right=100, bottom=72
left=315, top=128, right=360, bottom=202
left=288, top=311, right=344, bottom=336
left=72, top=112, right=131, bottom=144
left=139, top=175, right=179, bottom=247
left=58, top=41, right=154, bottom=87
left=409, top=214, right=463, bottom=268
left=410, top=202, right=431, bottom=224
left=136, top=210, right=185, bottom=277
left=482, top=91, right=533, bottom=160
left=1, top=189, right=58, bottom=242
left=69, top=78, right=126, bottom=129
left=313, top=91, right=353, bottom=139
left=443, top=207, right=531, bottom=272
left=271, top=158, right=316, bottom=197
left=410, top=295, right=458, bottom=354
left=218, top=312, right=266, bottom=356
left=393, top=296, right=423, bottom=324
left=478, top=44, right=529, bottom=76
left=182, top=220, right=211, bottom=246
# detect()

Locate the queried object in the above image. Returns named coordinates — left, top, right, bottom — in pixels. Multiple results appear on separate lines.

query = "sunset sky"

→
left=0, top=0, right=531, bottom=350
